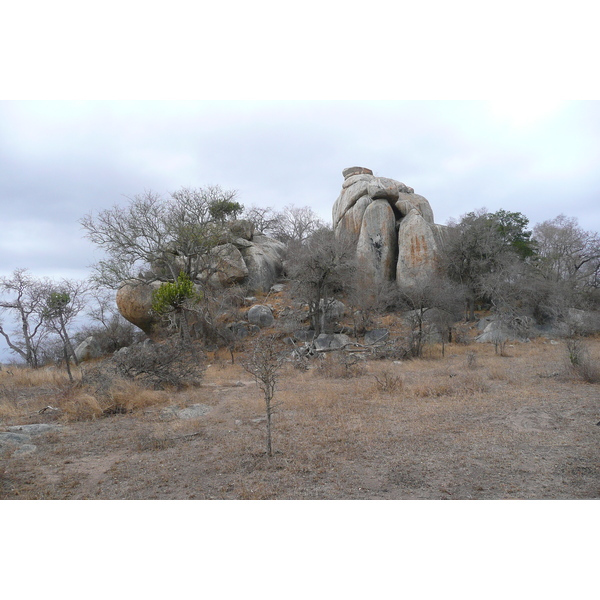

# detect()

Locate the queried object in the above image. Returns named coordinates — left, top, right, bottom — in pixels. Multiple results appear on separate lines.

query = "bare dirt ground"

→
left=1, top=337, right=599, bottom=500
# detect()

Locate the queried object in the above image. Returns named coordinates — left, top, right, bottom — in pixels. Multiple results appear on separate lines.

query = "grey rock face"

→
left=343, top=166, right=374, bottom=179
left=208, top=243, right=249, bottom=286
left=162, top=404, right=211, bottom=420
left=75, top=336, right=101, bottom=362
left=356, top=200, right=397, bottom=283
left=333, top=167, right=441, bottom=288
left=227, top=219, right=255, bottom=241
left=0, top=432, right=31, bottom=446
left=240, top=235, right=286, bottom=293
left=247, top=304, right=275, bottom=328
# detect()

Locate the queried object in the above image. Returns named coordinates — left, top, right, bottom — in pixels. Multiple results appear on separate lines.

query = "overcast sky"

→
left=1, top=99, right=599, bottom=281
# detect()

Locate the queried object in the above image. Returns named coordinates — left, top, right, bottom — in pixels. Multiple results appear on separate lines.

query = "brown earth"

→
left=1, top=336, right=599, bottom=500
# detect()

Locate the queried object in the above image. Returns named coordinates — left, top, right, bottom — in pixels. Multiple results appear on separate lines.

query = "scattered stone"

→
left=247, top=304, right=275, bottom=328
left=6, top=424, right=60, bottom=435
left=321, top=299, right=347, bottom=321
left=0, top=428, right=56, bottom=456
left=270, top=283, right=286, bottom=293
left=314, top=333, right=352, bottom=351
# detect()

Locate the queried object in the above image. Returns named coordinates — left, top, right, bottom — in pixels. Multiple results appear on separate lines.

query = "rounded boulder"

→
left=247, top=304, right=274, bottom=328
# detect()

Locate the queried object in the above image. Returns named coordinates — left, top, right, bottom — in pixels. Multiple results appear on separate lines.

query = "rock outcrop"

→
left=116, top=221, right=285, bottom=333
left=334, top=167, right=442, bottom=287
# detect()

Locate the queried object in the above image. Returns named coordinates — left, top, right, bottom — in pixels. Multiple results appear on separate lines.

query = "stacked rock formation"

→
left=333, top=167, right=444, bottom=287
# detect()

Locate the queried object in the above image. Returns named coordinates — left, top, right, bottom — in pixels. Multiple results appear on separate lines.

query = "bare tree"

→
left=287, top=228, right=356, bottom=336
left=347, top=273, right=398, bottom=337
left=0, top=269, right=50, bottom=368
left=242, top=205, right=279, bottom=236
left=41, top=280, right=89, bottom=381
left=532, top=214, right=600, bottom=293
left=80, top=185, right=241, bottom=288
left=397, top=275, right=463, bottom=358
left=242, top=335, right=285, bottom=457
left=270, top=204, right=327, bottom=247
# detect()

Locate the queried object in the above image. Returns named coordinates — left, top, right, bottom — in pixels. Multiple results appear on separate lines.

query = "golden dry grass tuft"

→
left=0, top=365, right=70, bottom=388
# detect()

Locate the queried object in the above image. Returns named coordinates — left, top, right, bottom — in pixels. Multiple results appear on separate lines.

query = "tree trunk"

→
left=265, top=396, right=273, bottom=457
left=63, top=343, right=74, bottom=382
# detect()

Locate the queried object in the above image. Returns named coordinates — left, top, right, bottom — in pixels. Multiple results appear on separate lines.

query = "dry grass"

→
left=0, top=365, right=70, bottom=388
left=1, top=336, right=599, bottom=499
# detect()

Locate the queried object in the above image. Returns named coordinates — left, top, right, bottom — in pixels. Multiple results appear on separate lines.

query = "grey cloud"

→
left=1, top=100, right=599, bottom=282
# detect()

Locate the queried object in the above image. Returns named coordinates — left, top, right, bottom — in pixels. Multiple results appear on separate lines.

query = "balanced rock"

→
left=333, top=167, right=442, bottom=288
left=116, top=280, right=163, bottom=335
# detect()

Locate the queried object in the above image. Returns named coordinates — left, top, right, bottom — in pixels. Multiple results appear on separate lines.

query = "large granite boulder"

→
left=396, top=210, right=439, bottom=288
left=356, top=200, right=397, bottom=283
left=116, top=280, right=163, bottom=335
left=334, top=167, right=442, bottom=288
left=208, top=243, right=249, bottom=286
